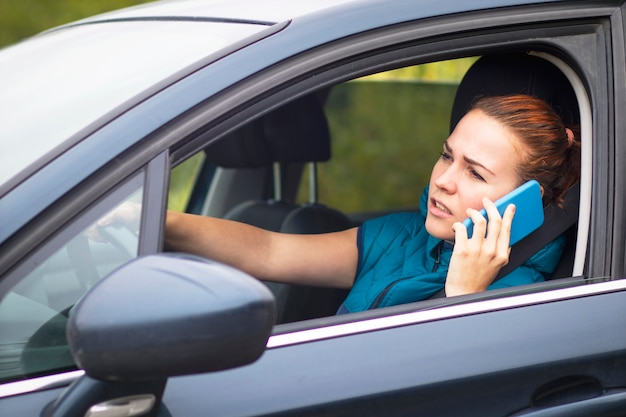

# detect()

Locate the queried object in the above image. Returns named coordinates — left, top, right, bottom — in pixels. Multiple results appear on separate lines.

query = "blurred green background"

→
left=0, top=0, right=153, bottom=48
left=317, top=77, right=459, bottom=213
left=0, top=0, right=474, bottom=213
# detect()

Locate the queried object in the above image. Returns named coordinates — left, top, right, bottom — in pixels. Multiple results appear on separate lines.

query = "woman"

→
left=165, top=94, right=581, bottom=313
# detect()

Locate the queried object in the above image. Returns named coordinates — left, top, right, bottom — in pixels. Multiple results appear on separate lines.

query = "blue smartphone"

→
left=462, top=180, right=544, bottom=246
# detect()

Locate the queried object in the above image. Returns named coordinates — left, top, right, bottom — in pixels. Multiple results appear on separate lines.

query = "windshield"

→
left=0, top=20, right=267, bottom=188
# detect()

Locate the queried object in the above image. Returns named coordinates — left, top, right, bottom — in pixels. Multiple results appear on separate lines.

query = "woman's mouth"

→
left=431, top=199, right=452, bottom=216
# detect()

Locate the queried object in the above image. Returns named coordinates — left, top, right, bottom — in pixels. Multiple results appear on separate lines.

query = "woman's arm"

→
left=165, top=211, right=359, bottom=289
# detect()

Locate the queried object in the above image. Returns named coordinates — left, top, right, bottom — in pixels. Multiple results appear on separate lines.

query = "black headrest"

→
left=450, top=53, right=580, bottom=132
left=206, top=94, right=331, bottom=168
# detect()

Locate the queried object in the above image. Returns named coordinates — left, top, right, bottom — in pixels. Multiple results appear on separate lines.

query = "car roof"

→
left=71, top=0, right=361, bottom=25
left=58, top=0, right=574, bottom=32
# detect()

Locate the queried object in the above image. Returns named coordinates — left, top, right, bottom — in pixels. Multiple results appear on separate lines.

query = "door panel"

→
left=159, top=286, right=626, bottom=416
left=0, top=385, right=64, bottom=416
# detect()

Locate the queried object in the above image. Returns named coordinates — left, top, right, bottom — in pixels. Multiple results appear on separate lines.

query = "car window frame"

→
left=168, top=21, right=608, bottom=286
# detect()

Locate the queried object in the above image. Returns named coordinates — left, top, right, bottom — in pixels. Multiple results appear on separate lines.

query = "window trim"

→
left=0, top=370, right=84, bottom=399
left=268, top=278, right=626, bottom=348
left=139, top=152, right=169, bottom=255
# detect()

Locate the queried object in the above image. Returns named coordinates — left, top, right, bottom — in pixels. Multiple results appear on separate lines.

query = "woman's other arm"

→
left=165, top=211, right=359, bottom=289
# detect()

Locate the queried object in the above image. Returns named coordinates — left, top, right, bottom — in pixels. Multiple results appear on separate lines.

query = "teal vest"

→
left=341, top=193, right=565, bottom=314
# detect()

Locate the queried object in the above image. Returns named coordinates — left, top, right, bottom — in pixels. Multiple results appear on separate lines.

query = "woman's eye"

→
left=439, top=152, right=452, bottom=161
left=470, top=169, right=486, bottom=182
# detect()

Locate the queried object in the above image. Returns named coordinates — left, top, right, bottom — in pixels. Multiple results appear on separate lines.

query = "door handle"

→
left=509, top=390, right=626, bottom=416
left=509, top=374, right=626, bottom=417
left=85, top=394, right=155, bottom=417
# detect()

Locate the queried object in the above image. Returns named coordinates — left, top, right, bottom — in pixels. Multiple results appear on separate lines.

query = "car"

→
left=1, top=0, right=626, bottom=415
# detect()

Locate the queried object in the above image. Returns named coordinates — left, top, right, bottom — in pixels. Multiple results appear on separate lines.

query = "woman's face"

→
left=425, top=109, right=524, bottom=241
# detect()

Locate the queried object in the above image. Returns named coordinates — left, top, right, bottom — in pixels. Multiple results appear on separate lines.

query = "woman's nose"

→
left=434, top=165, right=458, bottom=193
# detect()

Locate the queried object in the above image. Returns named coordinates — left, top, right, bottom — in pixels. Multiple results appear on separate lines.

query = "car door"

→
left=3, top=1, right=626, bottom=416
left=157, top=2, right=626, bottom=416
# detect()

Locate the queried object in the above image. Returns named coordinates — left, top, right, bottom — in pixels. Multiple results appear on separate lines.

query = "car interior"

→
left=201, top=94, right=353, bottom=323
left=174, top=52, right=584, bottom=325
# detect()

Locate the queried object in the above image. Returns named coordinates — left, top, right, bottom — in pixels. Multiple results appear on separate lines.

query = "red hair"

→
left=471, top=94, right=580, bottom=207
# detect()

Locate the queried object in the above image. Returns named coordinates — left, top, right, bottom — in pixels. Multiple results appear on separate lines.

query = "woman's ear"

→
left=539, top=184, right=545, bottom=197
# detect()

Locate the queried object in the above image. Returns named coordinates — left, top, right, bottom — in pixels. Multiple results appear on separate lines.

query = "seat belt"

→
left=494, top=181, right=579, bottom=280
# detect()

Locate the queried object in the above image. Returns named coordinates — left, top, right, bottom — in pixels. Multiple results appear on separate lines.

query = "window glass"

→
left=0, top=186, right=143, bottom=383
left=301, top=58, right=477, bottom=214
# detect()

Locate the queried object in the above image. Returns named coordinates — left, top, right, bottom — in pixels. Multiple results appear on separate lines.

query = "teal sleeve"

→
left=488, top=264, right=546, bottom=289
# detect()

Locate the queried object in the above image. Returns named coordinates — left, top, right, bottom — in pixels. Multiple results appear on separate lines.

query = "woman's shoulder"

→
left=525, top=233, right=567, bottom=272
left=364, top=210, right=424, bottom=227
left=490, top=234, right=568, bottom=289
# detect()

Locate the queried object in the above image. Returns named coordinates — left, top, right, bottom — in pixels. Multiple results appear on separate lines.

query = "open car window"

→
left=167, top=53, right=590, bottom=326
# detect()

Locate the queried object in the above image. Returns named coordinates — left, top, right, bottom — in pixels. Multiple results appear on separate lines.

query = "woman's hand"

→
left=85, top=202, right=141, bottom=242
left=445, top=197, right=515, bottom=297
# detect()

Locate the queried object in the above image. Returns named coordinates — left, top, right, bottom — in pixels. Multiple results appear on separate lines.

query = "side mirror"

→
left=67, top=253, right=275, bottom=381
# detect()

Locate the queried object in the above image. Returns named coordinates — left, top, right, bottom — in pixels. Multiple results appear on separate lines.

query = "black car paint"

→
left=160, top=288, right=626, bottom=416
left=2, top=0, right=626, bottom=416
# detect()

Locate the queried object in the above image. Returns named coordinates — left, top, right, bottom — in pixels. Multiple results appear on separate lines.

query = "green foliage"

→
left=309, top=80, right=458, bottom=212
left=364, top=57, right=477, bottom=83
left=0, top=0, right=153, bottom=48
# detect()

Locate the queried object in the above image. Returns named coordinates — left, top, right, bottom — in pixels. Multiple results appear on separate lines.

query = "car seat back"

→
left=206, top=94, right=351, bottom=323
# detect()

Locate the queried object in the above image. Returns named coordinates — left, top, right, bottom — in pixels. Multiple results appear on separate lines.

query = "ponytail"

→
left=472, top=94, right=580, bottom=207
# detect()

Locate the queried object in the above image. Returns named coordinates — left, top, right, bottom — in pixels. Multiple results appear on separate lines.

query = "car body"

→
left=1, top=0, right=626, bottom=416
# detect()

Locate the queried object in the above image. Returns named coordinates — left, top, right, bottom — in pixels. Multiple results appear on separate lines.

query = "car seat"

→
left=205, top=94, right=351, bottom=323
left=449, top=53, right=581, bottom=280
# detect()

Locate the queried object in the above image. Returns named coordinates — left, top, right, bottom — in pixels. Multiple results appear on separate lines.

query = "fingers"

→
left=445, top=198, right=516, bottom=297
left=465, top=206, right=487, bottom=244
left=481, top=197, right=514, bottom=266
left=96, top=211, right=115, bottom=227
left=85, top=202, right=141, bottom=243
left=472, top=197, right=514, bottom=240
left=452, top=220, right=469, bottom=243
left=497, top=202, right=515, bottom=249
left=98, top=202, right=141, bottom=228
left=458, top=198, right=516, bottom=246
left=483, top=197, right=502, bottom=242
left=462, top=197, right=515, bottom=262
